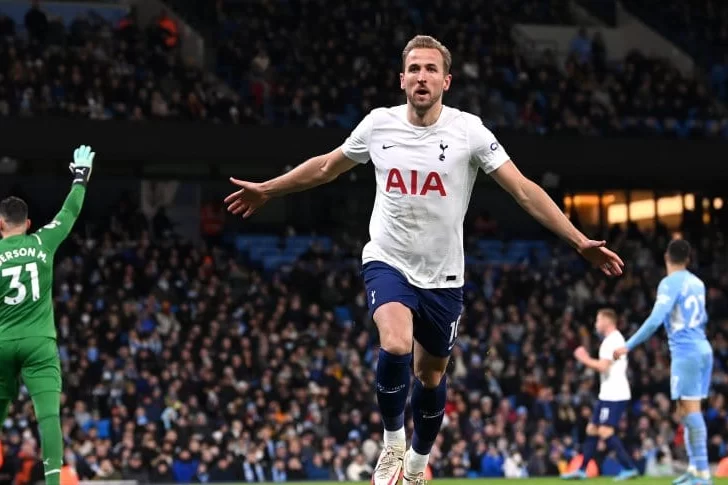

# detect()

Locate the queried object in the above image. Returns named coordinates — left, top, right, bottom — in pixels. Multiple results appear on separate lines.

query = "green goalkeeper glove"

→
left=68, top=145, right=95, bottom=186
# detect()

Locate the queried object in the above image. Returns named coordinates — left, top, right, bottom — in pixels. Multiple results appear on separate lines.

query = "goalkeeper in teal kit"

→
left=0, top=145, right=94, bottom=485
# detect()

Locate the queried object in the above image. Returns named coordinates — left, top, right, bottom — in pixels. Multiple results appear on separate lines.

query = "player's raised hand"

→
left=69, top=144, right=95, bottom=185
left=577, top=239, right=625, bottom=276
left=613, top=346, right=628, bottom=360
left=224, top=178, right=270, bottom=218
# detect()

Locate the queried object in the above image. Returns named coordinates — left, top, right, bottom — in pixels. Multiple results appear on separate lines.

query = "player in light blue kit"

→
left=614, top=239, right=713, bottom=485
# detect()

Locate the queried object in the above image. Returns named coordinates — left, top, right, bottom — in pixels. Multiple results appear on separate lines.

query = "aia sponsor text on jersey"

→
left=384, top=169, right=446, bottom=196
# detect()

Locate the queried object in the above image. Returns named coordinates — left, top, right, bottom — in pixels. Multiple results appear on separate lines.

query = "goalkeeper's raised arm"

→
left=33, top=145, right=95, bottom=253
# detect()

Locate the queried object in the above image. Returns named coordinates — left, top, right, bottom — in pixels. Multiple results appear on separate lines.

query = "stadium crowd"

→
left=620, top=0, right=728, bottom=103
left=0, top=4, right=253, bottom=124
left=0, top=0, right=727, bottom=137
left=0, top=195, right=726, bottom=484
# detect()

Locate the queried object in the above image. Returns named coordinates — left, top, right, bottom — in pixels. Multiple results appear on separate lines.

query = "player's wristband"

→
left=72, top=166, right=91, bottom=186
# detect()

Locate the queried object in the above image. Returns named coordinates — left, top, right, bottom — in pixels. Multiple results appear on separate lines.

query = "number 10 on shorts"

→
left=448, top=316, right=461, bottom=347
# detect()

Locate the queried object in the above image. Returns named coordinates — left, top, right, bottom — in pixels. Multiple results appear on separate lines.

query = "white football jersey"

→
left=598, top=330, right=631, bottom=401
left=341, top=105, right=510, bottom=288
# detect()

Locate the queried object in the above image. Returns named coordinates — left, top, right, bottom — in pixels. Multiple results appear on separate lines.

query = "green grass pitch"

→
left=235, top=479, right=728, bottom=485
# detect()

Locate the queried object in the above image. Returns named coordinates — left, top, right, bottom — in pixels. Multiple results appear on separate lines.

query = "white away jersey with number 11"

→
left=341, top=105, right=510, bottom=289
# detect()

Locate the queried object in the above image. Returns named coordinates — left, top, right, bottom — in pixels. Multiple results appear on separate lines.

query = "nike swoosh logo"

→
left=382, top=144, right=395, bottom=149
left=421, top=410, right=445, bottom=419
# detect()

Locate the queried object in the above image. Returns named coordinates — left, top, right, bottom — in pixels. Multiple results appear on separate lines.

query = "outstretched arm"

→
left=260, top=148, right=358, bottom=198
left=226, top=113, right=372, bottom=218
left=489, top=161, right=623, bottom=276
left=490, top=161, right=589, bottom=249
left=225, top=149, right=358, bottom=218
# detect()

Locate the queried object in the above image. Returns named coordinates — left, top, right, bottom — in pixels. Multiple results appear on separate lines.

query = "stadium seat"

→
left=235, top=234, right=280, bottom=252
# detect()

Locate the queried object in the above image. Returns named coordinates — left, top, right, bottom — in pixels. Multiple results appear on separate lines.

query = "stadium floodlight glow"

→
left=607, top=194, right=694, bottom=224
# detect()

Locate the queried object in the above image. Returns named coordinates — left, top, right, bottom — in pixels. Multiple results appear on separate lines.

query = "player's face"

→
left=595, top=315, right=607, bottom=335
left=400, top=48, right=452, bottom=113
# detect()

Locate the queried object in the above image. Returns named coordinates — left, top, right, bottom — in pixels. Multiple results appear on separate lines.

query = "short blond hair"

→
left=597, top=308, right=618, bottom=324
left=401, top=35, right=452, bottom=74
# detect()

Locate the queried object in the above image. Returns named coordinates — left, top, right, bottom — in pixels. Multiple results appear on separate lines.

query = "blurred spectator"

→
left=591, top=31, right=607, bottom=76
left=24, top=0, right=48, bottom=44
left=569, top=28, right=592, bottom=65
left=0, top=14, right=15, bottom=37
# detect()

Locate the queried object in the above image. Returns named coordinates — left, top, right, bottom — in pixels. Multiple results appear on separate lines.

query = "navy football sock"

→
left=580, top=436, right=598, bottom=472
left=376, top=349, right=412, bottom=432
left=411, top=375, right=446, bottom=455
left=606, top=435, right=636, bottom=470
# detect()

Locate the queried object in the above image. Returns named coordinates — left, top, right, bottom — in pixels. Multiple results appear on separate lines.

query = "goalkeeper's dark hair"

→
left=666, top=238, right=691, bottom=265
left=0, top=196, right=28, bottom=226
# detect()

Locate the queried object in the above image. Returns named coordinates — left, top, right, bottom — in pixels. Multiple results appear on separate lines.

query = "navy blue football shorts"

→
left=361, top=261, right=463, bottom=357
left=590, top=399, right=629, bottom=428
